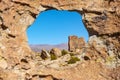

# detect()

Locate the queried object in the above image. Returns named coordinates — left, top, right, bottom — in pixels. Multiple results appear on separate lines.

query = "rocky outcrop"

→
left=50, top=48, right=62, bottom=57
left=68, top=36, right=85, bottom=52
left=0, top=0, right=120, bottom=80
left=41, top=49, right=51, bottom=60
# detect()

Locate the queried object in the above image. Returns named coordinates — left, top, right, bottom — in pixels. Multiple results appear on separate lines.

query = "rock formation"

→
left=41, top=49, right=51, bottom=60
left=50, top=48, right=62, bottom=58
left=0, top=0, right=120, bottom=80
left=68, top=36, right=85, bottom=52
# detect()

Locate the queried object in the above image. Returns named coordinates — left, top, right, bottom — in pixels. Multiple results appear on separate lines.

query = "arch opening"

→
left=27, top=10, right=89, bottom=52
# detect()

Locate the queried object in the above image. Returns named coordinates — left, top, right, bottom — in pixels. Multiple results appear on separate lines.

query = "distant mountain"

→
left=29, top=43, right=68, bottom=52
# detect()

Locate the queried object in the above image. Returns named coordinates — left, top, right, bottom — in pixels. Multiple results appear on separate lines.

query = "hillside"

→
left=30, top=43, right=68, bottom=52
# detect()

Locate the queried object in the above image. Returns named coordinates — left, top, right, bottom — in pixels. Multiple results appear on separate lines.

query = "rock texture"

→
left=0, top=0, right=120, bottom=80
left=68, top=36, right=85, bottom=52
left=50, top=48, right=62, bottom=57
left=41, top=49, right=51, bottom=59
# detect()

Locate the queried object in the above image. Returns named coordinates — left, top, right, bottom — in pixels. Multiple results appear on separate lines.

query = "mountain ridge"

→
left=30, top=43, right=68, bottom=52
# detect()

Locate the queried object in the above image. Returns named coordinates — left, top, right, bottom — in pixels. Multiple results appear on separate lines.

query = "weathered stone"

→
left=0, top=68, right=19, bottom=80
left=83, top=35, right=120, bottom=64
left=68, top=36, right=85, bottom=52
left=50, top=48, right=62, bottom=57
left=20, top=58, right=31, bottom=70
left=0, top=0, right=119, bottom=80
left=40, top=76, right=53, bottom=80
left=32, top=76, right=40, bottom=80
left=88, top=35, right=108, bottom=59
left=37, top=61, right=111, bottom=80
left=41, top=49, right=50, bottom=59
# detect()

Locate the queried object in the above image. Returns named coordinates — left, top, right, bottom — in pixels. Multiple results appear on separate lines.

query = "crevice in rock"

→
left=11, top=1, right=33, bottom=9
left=30, top=74, right=63, bottom=80
left=86, top=27, right=99, bottom=36
left=16, top=9, right=37, bottom=18
left=16, top=10, right=24, bottom=16
left=82, top=8, right=102, bottom=15
left=0, top=16, right=3, bottom=22
left=28, top=11, right=37, bottom=18
left=21, top=59, right=28, bottom=63
left=108, top=0, right=115, bottom=4
left=1, top=24, right=8, bottom=30
left=99, top=32, right=120, bottom=38
left=41, top=4, right=57, bottom=11
left=84, top=56, right=90, bottom=60
left=58, top=3, right=78, bottom=7
left=3, top=7, right=10, bottom=11
left=8, top=34, right=16, bottom=38
left=38, top=75, right=63, bottom=80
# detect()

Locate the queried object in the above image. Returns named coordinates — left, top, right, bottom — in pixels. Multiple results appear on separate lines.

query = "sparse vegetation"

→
left=67, top=56, right=80, bottom=64
left=61, top=49, right=68, bottom=55
left=69, top=52, right=75, bottom=56
left=50, top=54, right=57, bottom=60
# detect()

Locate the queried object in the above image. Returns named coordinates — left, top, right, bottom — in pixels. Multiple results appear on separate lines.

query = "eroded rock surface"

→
left=68, top=36, right=85, bottom=52
left=0, top=0, right=120, bottom=80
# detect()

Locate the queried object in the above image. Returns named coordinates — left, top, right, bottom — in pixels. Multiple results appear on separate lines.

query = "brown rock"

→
left=20, top=58, right=31, bottom=70
left=41, top=49, right=50, bottom=60
left=0, top=0, right=120, bottom=80
left=38, top=61, right=111, bottom=80
left=32, top=76, right=40, bottom=80
left=88, top=35, right=108, bottom=59
left=0, top=68, right=19, bottom=80
left=68, top=36, right=85, bottom=52
left=41, top=76, right=53, bottom=80
left=50, top=48, right=62, bottom=57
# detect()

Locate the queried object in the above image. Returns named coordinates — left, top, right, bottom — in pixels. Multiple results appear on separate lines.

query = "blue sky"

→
left=27, top=10, right=89, bottom=45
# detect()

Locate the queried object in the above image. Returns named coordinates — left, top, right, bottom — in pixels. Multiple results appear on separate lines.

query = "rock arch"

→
left=0, top=0, right=119, bottom=55
left=0, top=0, right=120, bottom=80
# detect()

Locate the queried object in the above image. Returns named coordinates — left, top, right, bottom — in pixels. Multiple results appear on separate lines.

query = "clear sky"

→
left=27, top=10, right=89, bottom=45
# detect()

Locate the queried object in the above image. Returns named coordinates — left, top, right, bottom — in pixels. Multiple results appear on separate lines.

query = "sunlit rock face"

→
left=68, top=36, right=85, bottom=52
left=0, top=0, right=120, bottom=80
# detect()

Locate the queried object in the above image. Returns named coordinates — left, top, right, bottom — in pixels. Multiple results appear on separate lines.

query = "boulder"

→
left=50, top=48, right=62, bottom=57
left=41, top=49, right=50, bottom=60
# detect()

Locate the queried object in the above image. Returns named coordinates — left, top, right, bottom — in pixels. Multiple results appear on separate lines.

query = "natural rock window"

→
left=27, top=10, right=89, bottom=52
left=0, top=0, right=120, bottom=80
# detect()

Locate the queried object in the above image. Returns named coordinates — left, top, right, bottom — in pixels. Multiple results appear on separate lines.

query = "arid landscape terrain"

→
left=0, top=0, right=120, bottom=80
left=30, top=43, right=68, bottom=52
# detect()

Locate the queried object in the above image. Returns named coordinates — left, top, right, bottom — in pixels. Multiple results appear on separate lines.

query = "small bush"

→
left=50, top=54, right=57, bottom=60
left=69, top=52, right=74, bottom=56
left=67, top=56, right=80, bottom=64
left=61, top=49, right=68, bottom=56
